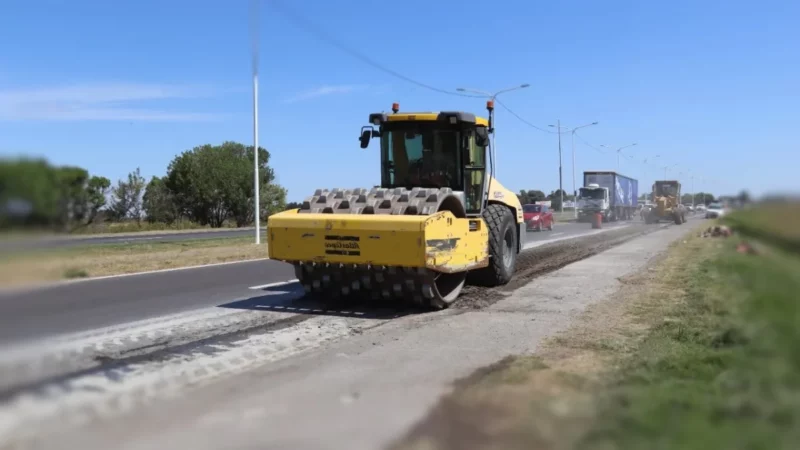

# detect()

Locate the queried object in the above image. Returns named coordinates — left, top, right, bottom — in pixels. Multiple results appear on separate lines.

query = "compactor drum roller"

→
left=267, top=101, right=526, bottom=309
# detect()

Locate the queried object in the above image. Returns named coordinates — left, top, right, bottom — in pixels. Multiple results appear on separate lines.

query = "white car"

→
left=705, top=202, right=726, bottom=219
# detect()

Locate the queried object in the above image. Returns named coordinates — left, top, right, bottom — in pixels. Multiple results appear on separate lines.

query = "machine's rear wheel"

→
left=673, top=211, right=682, bottom=225
left=471, top=204, right=517, bottom=287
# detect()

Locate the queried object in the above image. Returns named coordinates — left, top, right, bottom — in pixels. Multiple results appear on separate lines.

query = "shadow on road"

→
left=217, top=283, right=422, bottom=320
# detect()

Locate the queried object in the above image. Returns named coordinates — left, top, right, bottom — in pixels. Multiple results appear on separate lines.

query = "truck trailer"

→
left=576, top=171, right=639, bottom=222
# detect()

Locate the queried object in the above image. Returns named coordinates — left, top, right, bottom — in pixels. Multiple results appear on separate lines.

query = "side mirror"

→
left=359, top=127, right=373, bottom=149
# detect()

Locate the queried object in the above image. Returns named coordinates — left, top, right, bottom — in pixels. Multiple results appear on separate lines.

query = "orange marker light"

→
left=392, top=102, right=400, bottom=113
left=486, top=100, right=494, bottom=109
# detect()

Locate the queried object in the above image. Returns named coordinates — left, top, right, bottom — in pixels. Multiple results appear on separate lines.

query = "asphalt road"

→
left=0, top=220, right=633, bottom=346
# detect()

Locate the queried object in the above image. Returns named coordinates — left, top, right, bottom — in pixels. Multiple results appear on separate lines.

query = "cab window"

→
left=463, top=130, right=486, bottom=214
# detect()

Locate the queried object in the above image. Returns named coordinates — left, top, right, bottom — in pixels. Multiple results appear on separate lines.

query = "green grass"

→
left=722, top=201, right=800, bottom=251
left=0, top=236, right=268, bottom=287
left=579, top=230, right=800, bottom=449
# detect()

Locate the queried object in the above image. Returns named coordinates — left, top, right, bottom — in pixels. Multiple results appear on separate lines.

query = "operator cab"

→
left=653, top=181, right=680, bottom=197
left=359, top=102, right=494, bottom=216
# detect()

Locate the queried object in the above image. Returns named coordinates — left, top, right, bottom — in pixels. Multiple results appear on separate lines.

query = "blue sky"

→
left=1, top=0, right=797, bottom=202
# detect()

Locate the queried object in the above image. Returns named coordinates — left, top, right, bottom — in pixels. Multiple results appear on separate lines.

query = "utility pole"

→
left=549, top=121, right=598, bottom=219
left=557, top=119, right=563, bottom=213
left=571, top=131, right=576, bottom=216
left=251, top=0, right=261, bottom=245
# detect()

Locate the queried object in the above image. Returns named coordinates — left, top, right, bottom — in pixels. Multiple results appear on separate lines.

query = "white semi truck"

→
left=576, top=171, right=639, bottom=222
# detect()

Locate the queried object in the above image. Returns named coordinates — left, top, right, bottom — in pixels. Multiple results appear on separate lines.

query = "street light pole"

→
left=557, top=119, right=564, bottom=212
left=455, top=84, right=530, bottom=177
left=250, top=0, right=261, bottom=245
left=549, top=121, right=599, bottom=218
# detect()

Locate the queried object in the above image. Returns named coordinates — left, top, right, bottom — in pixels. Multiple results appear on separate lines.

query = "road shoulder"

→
left=392, top=219, right=777, bottom=450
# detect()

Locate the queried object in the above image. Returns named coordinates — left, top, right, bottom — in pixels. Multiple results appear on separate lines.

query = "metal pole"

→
left=253, top=72, right=260, bottom=244
left=557, top=119, right=563, bottom=213
left=491, top=107, right=497, bottom=177
left=571, top=130, right=576, bottom=219
left=251, top=0, right=260, bottom=245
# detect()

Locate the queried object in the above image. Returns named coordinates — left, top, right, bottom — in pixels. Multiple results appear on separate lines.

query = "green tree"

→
left=109, top=167, right=146, bottom=224
left=261, top=183, right=288, bottom=219
left=517, top=189, right=546, bottom=205
left=285, top=201, right=302, bottom=210
left=547, top=189, right=567, bottom=211
left=0, top=158, right=110, bottom=230
left=85, top=175, right=111, bottom=225
left=142, top=176, right=178, bottom=224
left=737, top=189, right=751, bottom=205
left=164, top=141, right=280, bottom=228
left=0, top=158, right=59, bottom=227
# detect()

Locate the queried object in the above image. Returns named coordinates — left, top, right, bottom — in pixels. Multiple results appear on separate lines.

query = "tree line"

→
left=517, top=189, right=721, bottom=209
left=0, top=141, right=287, bottom=232
left=518, top=189, right=573, bottom=210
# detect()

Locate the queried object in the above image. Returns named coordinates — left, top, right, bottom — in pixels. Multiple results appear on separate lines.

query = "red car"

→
left=523, top=204, right=554, bottom=231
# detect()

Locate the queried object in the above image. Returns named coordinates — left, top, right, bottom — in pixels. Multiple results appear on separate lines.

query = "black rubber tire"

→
left=673, top=211, right=682, bottom=225
left=470, top=204, right=517, bottom=287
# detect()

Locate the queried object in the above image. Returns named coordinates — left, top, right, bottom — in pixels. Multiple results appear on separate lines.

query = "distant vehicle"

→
left=645, top=180, right=687, bottom=225
left=523, top=204, right=554, bottom=231
left=695, top=204, right=707, bottom=212
left=705, top=202, right=727, bottom=219
left=576, top=171, right=639, bottom=222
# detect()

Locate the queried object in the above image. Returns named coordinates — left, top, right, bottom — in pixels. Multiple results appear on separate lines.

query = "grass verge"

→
left=0, top=237, right=268, bottom=288
left=722, top=200, right=800, bottom=251
left=393, top=214, right=800, bottom=450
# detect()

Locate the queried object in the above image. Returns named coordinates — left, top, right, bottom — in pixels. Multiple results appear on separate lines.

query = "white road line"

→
left=248, top=279, right=300, bottom=290
left=550, top=232, right=565, bottom=237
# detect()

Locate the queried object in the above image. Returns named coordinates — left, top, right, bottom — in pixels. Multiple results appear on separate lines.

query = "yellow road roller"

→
left=267, top=101, right=525, bottom=308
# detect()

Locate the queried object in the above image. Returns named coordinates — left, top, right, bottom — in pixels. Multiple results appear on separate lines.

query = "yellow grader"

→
left=645, top=180, right=687, bottom=225
left=266, top=101, right=525, bottom=309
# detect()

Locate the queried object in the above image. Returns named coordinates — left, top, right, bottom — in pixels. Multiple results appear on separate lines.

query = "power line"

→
left=492, top=98, right=559, bottom=135
left=573, top=132, right=607, bottom=154
left=265, top=0, right=485, bottom=99
left=263, top=0, right=707, bottom=184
